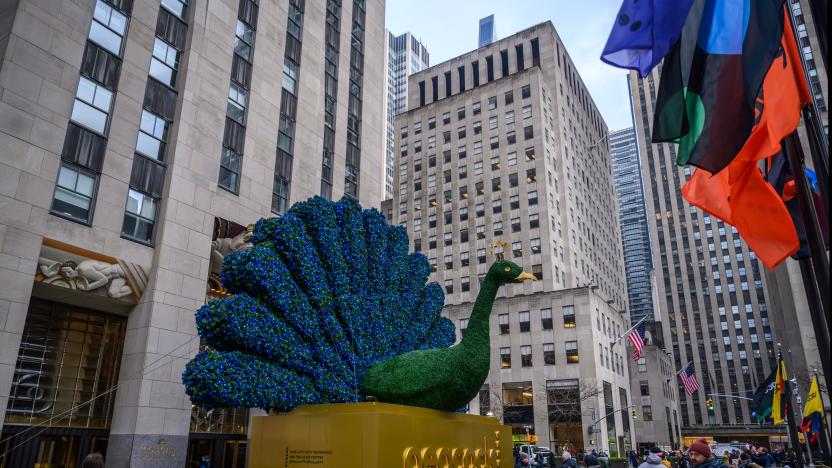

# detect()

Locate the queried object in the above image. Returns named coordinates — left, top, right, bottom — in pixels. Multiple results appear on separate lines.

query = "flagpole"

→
left=674, top=361, right=693, bottom=375
left=785, top=4, right=830, bottom=205
left=783, top=134, right=832, bottom=396
left=610, top=316, right=647, bottom=348
left=798, top=258, right=832, bottom=400
left=806, top=0, right=828, bottom=74
left=780, top=349, right=806, bottom=468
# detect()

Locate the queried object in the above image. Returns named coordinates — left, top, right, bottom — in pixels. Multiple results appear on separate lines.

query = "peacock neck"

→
left=458, top=273, right=500, bottom=348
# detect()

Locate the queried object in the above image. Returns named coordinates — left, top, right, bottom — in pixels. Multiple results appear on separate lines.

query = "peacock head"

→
left=488, top=259, right=537, bottom=285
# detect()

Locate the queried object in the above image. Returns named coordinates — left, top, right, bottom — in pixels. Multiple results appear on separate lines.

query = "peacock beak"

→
left=514, top=272, right=536, bottom=282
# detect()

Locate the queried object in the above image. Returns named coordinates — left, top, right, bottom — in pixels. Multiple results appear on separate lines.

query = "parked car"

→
left=517, top=446, right=554, bottom=467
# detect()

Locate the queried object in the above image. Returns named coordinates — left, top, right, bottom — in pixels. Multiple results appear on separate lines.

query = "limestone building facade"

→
left=389, top=21, right=634, bottom=453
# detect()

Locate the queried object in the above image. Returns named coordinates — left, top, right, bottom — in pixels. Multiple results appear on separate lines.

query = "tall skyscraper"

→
left=391, top=21, right=634, bottom=453
left=383, top=31, right=430, bottom=198
left=630, top=67, right=782, bottom=441
left=478, top=14, right=497, bottom=48
left=610, top=127, right=654, bottom=324
left=629, top=0, right=828, bottom=444
left=0, top=0, right=386, bottom=466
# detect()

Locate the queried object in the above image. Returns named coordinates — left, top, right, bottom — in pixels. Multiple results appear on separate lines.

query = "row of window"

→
left=319, top=0, right=340, bottom=198
left=494, top=341, right=579, bottom=368
left=402, top=94, right=533, bottom=139
left=402, top=125, right=535, bottom=157
left=272, top=0, right=305, bottom=214
left=121, top=1, right=188, bottom=244
left=343, top=0, right=366, bottom=197
left=440, top=264, right=544, bottom=293
left=217, top=0, right=258, bottom=194
left=52, top=0, right=131, bottom=226
left=416, top=38, right=539, bottom=106
left=399, top=146, right=537, bottom=183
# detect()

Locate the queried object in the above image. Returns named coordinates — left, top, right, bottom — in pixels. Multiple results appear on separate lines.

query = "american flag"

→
left=627, top=322, right=646, bottom=361
left=678, top=363, right=701, bottom=395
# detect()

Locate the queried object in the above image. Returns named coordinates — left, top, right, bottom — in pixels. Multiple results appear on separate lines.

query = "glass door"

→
left=222, top=440, right=247, bottom=468
left=34, top=435, right=78, bottom=468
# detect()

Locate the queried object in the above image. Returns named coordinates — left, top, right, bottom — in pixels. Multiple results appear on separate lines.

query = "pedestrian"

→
left=630, top=449, right=640, bottom=468
left=639, top=451, right=666, bottom=468
left=585, top=451, right=601, bottom=468
left=678, top=450, right=692, bottom=468
left=687, top=439, right=727, bottom=468
left=81, top=453, right=104, bottom=468
left=563, top=451, right=579, bottom=468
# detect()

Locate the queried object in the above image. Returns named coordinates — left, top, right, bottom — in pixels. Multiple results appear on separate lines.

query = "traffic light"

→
left=706, top=398, right=714, bottom=411
left=631, top=409, right=637, bottom=419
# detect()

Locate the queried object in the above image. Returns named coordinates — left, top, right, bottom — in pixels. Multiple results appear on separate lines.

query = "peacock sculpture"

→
left=183, top=196, right=535, bottom=413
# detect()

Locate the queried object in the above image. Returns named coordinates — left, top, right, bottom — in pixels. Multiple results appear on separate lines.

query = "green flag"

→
left=752, top=369, right=776, bottom=423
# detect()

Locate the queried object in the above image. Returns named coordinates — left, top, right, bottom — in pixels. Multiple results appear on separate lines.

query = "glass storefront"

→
left=1, top=298, right=125, bottom=467
left=547, top=379, right=584, bottom=452
left=603, top=381, right=619, bottom=457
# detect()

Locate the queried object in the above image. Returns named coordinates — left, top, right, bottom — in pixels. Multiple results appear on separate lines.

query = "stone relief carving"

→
left=35, top=239, right=149, bottom=303
left=39, top=259, right=132, bottom=298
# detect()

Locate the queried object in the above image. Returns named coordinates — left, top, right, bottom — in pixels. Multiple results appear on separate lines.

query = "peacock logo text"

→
left=401, top=431, right=502, bottom=468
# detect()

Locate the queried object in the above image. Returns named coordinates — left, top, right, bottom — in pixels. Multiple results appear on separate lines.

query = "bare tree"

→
left=541, top=380, right=603, bottom=425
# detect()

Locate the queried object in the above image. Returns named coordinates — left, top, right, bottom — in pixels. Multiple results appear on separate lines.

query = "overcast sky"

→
left=385, top=0, right=635, bottom=132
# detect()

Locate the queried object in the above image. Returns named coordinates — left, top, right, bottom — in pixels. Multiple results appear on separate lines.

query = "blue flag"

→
left=601, top=0, right=695, bottom=77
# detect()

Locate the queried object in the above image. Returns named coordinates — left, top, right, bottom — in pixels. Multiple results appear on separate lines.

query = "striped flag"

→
left=627, top=322, right=646, bottom=361
left=678, top=363, right=701, bottom=395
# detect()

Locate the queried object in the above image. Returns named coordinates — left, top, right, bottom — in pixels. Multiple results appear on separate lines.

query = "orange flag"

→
left=681, top=10, right=812, bottom=269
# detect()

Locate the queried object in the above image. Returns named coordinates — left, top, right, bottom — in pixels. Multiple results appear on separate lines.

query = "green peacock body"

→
left=183, top=196, right=533, bottom=412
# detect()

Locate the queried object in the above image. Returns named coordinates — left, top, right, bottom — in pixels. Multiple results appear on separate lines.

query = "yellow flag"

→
left=772, top=359, right=787, bottom=425
left=803, top=375, right=822, bottom=418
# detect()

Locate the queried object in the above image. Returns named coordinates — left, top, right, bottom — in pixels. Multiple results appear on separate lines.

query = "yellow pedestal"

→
left=248, top=402, right=512, bottom=468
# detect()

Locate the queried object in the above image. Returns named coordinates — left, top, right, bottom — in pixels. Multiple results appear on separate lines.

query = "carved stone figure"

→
left=38, top=258, right=132, bottom=298
left=209, top=228, right=252, bottom=275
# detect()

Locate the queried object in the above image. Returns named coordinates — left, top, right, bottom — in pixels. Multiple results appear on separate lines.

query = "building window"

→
left=640, top=380, right=650, bottom=396
left=529, top=213, right=539, bottom=229
left=530, top=238, right=541, bottom=254
left=563, top=305, right=576, bottom=328
left=521, top=84, right=531, bottom=99
left=219, top=146, right=242, bottom=192
left=524, top=125, right=534, bottom=140
left=122, top=189, right=158, bottom=243
left=500, top=347, right=511, bottom=368
left=444, top=279, right=453, bottom=293
left=519, top=311, right=530, bottom=332
left=541, top=308, right=552, bottom=329
left=511, top=217, right=521, bottom=232
left=89, top=0, right=127, bottom=56
left=643, top=405, right=653, bottom=421
left=460, top=318, right=469, bottom=334
left=235, top=19, right=255, bottom=61
left=521, top=345, right=532, bottom=367
left=51, top=163, right=97, bottom=223
left=477, top=248, right=486, bottom=264
left=71, top=76, right=113, bottom=134
left=227, top=82, right=248, bottom=124
left=135, top=110, right=167, bottom=160
left=637, top=357, right=647, bottom=372
left=528, top=190, right=538, bottom=205
left=566, top=341, right=579, bottom=363
left=499, top=314, right=509, bottom=334
left=149, top=37, right=179, bottom=86
left=543, top=343, right=556, bottom=365
left=505, top=90, right=514, bottom=105
left=507, top=131, right=516, bottom=145
left=488, top=96, right=497, bottom=110
left=460, top=251, right=469, bottom=266
left=282, top=58, right=299, bottom=94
